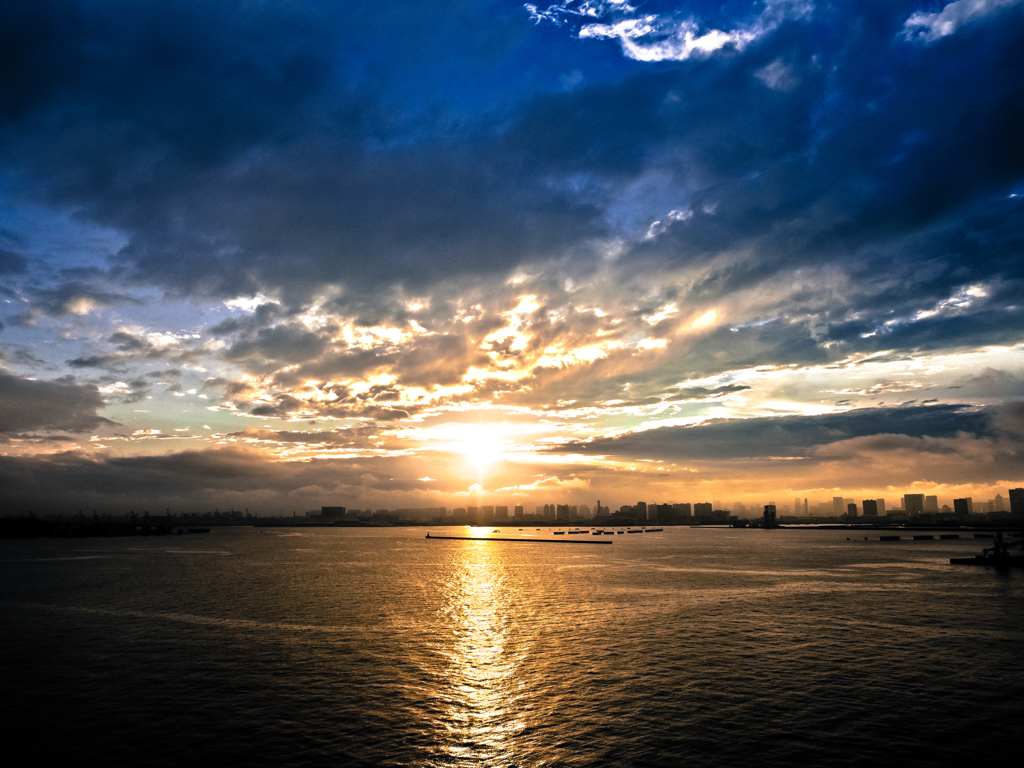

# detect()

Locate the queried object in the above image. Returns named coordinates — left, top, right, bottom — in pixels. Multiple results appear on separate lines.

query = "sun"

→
left=455, top=425, right=506, bottom=471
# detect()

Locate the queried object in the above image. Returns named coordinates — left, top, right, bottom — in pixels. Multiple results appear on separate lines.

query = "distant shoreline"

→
left=3, top=515, right=1022, bottom=539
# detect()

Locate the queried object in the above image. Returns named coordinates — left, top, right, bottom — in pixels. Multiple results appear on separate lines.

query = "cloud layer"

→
left=1, top=1, right=1023, bottom=511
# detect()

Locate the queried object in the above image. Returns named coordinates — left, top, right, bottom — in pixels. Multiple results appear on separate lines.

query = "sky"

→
left=1, top=0, right=1024, bottom=515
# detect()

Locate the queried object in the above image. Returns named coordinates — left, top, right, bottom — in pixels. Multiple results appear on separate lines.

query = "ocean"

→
left=2, top=526, right=1021, bottom=766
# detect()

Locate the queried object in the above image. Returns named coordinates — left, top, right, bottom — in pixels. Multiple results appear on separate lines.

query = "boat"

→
left=950, top=553, right=1024, bottom=567
left=950, top=533, right=1024, bottom=568
left=554, top=531, right=565, bottom=535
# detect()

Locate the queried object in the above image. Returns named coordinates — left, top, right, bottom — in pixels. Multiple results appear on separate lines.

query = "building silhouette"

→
left=904, top=494, right=924, bottom=519
left=953, top=498, right=970, bottom=519
left=1010, top=488, right=1024, bottom=516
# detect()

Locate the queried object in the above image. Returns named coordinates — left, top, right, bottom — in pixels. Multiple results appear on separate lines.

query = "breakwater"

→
left=425, top=533, right=612, bottom=544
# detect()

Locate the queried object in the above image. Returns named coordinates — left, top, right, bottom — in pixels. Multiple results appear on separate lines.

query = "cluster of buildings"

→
left=313, top=489, right=1024, bottom=526
left=778, top=490, right=1024, bottom=524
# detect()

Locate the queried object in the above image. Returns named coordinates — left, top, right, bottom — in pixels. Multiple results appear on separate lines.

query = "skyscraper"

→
left=1009, top=488, right=1024, bottom=515
left=904, top=494, right=924, bottom=518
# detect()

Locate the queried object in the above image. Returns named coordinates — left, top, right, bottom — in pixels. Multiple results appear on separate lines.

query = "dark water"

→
left=2, top=527, right=1022, bottom=766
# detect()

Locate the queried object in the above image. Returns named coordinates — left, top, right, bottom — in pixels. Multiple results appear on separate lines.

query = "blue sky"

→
left=2, top=0, right=1023, bottom=513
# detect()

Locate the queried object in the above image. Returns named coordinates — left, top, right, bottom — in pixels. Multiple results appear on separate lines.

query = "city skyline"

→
left=2, top=1, right=1024, bottom=514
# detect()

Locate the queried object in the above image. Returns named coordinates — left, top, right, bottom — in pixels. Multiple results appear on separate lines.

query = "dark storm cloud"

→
left=532, top=4, right=1024, bottom=349
left=208, top=303, right=285, bottom=336
left=1, top=1, right=1022, bottom=364
left=553, top=403, right=994, bottom=461
left=0, top=0, right=605, bottom=303
left=0, top=447, right=441, bottom=512
left=224, top=324, right=329, bottom=367
left=0, top=371, right=114, bottom=433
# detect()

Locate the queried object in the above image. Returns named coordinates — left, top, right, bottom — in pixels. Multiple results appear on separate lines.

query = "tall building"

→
left=904, top=494, right=924, bottom=518
left=833, top=496, right=845, bottom=516
left=1009, top=488, right=1024, bottom=515
left=924, top=496, right=938, bottom=513
left=514, top=505, right=524, bottom=521
left=953, top=498, right=970, bottom=518
left=876, top=499, right=887, bottom=514
left=847, top=503, right=857, bottom=517
left=635, top=501, right=648, bottom=521
left=862, top=499, right=878, bottom=516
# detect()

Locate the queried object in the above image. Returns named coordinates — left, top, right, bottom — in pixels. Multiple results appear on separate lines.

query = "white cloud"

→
left=645, top=208, right=693, bottom=239
left=531, top=0, right=814, bottom=62
left=902, top=0, right=1022, bottom=43
left=755, top=59, right=799, bottom=91
left=525, top=1, right=635, bottom=26
left=580, top=17, right=754, bottom=61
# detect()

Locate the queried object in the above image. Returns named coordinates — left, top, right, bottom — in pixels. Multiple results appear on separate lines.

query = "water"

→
left=2, top=527, right=1022, bottom=766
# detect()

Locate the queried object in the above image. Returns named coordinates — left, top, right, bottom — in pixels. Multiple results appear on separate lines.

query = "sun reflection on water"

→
left=437, top=541, right=525, bottom=765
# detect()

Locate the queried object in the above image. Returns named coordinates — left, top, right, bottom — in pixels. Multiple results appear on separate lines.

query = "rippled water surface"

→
left=3, top=527, right=1022, bottom=766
